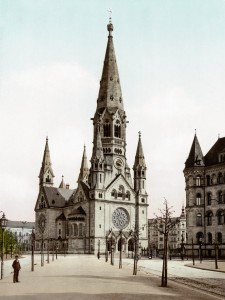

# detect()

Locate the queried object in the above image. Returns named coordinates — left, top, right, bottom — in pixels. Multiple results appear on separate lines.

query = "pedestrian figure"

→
left=12, top=255, right=21, bottom=283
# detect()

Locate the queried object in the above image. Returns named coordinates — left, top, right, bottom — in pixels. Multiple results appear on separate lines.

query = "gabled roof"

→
left=204, top=137, right=225, bottom=166
left=106, top=173, right=135, bottom=194
left=56, top=213, right=66, bottom=221
left=42, top=186, right=75, bottom=208
left=185, top=134, right=204, bottom=168
left=7, top=221, right=35, bottom=229
left=68, top=206, right=86, bottom=216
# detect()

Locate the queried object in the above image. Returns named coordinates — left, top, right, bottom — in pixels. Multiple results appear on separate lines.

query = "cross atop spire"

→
left=107, top=8, right=112, bottom=24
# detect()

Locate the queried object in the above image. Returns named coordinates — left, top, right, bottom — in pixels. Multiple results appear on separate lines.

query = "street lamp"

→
left=181, top=234, right=184, bottom=260
left=199, top=237, right=203, bottom=263
left=31, top=228, right=35, bottom=271
left=0, top=212, right=8, bottom=280
left=97, top=240, right=100, bottom=259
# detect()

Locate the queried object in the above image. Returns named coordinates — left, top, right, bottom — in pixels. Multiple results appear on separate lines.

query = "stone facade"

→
left=34, top=22, right=149, bottom=254
left=184, top=134, right=225, bottom=257
left=148, top=208, right=186, bottom=257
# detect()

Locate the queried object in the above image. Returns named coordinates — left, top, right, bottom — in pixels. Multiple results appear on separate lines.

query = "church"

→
left=34, top=21, right=149, bottom=254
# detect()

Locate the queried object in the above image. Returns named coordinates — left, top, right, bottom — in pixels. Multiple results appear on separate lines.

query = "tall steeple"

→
left=185, top=133, right=204, bottom=168
left=91, top=21, right=130, bottom=187
left=133, top=132, right=147, bottom=193
left=96, top=21, right=124, bottom=111
left=39, top=137, right=54, bottom=187
left=78, top=145, right=89, bottom=184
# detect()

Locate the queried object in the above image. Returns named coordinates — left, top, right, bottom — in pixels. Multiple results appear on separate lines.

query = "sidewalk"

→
left=186, top=260, right=225, bottom=273
left=0, top=255, right=223, bottom=300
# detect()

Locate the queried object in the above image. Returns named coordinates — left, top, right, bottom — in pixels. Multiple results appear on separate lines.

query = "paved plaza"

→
left=0, top=255, right=224, bottom=300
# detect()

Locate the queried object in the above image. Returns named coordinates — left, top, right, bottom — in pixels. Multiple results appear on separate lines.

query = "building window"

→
left=208, top=232, right=212, bottom=244
left=206, top=211, right=213, bottom=226
left=99, top=206, right=101, bottom=210
left=99, top=224, right=101, bottom=228
left=196, top=193, right=201, bottom=205
left=103, top=123, right=111, bottom=137
left=218, top=173, right=223, bottom=184
left=141, top=198, right=145, bottom=203
left=217, top=232, right=222, bottom=244
left=78, top=224, right=83, bottom=236
left=196, top=213, right=202, bottom=226
left=218, top=191, right=223, bottom=204
left=74, top=224, right=78, bottom=236
left=114, top=123, right=121, bottom=138
left=59, top=229, right=61, bottom=235
left=207, top=193, right=212, bottom=205
left=206, top=175, right=211, bottom=186
left=217, top=210, right=224, bottom=225
left=196, top=176, right=201, bottom=186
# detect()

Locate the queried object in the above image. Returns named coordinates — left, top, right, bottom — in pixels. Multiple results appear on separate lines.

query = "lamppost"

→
left=119, top=230, right=122, bottom=269
left=31, top=228, right=35, bottom=271
left=199, top=237, right=203, bottom=263
left=0, top=212, right=8, bottom=280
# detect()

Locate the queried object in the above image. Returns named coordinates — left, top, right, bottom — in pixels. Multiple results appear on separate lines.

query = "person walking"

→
left=12, top=255, right=21, bottom=283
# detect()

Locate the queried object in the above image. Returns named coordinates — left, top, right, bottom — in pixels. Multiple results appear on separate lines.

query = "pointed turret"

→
left=90, top=126, right=105, bottom=189
left=185, top=134, right=204, bottom=168
left=78, top=145, right=89, bottom=183
left=133, top=132, right=147, bottom=193
left=39, top=137, right=54, bottom=186
left=59, top=176, right=66, bottom=189
left=97, top=22, right=123, bottom=111
left=133, top=132, right=146, bottom=169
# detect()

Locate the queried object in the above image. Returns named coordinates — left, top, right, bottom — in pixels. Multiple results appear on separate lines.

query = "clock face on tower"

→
left=114, top=158, right=124, bottom=169
left=112, top=207, right=130, bottom=230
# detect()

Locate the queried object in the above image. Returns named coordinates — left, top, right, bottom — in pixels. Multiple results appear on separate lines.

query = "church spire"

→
left=91, top=126, right=104, bottom=162
left=133, top=132, right=146, bottom=169
left=185, top=133, right=205, bottom=168
left=133, top=132, right=147, bottom=193
left=59, top=175, right=66, bottom=189
left=78, top=145, right=89, bottom=183
left=39, top=137, right=54, bottom=186
left=96, top=21, right=124, bottom=111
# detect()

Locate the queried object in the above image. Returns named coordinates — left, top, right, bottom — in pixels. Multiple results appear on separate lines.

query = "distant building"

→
left=7, top=221, right=35, bottom=251
left=34, top=21, right=149, bottom=254
left=184, top=134, right=225, bottom=257
left=148, top=207, right=186, bottom=257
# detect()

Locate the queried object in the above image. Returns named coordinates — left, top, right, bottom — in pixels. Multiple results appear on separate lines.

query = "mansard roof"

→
left=204, top=137, right=225, bottom=166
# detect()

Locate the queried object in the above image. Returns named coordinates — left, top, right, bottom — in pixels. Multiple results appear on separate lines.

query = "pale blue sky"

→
left=1, top=0, right=225, bottom=221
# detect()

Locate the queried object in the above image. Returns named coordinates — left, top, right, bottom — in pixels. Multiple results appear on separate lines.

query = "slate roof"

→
left=43, top=186, right=75, bottom=208
left=68, top=206, right=86, bottom=216
left=7, top=221, right=35, bottom=229
left=204, top=137, right=225, bottom=166
left=185, top=134, right=205, bottom=168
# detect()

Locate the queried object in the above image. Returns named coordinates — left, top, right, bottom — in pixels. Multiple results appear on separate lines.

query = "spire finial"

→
left=46, top=136, right=48, bottom=142
left=107, top=9, right=113, bottom=35
left=138, top=131, right=141, bottom=138
left=195, top=129, right=197, bottom=135
left=107, top=8, right=112, bottom=24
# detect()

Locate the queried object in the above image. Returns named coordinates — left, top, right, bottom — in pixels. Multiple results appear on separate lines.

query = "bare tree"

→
left=154, top=199, right=178, bottom=287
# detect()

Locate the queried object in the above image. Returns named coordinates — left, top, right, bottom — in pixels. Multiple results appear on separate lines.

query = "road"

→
left=1, top=254, right=224, bottom=300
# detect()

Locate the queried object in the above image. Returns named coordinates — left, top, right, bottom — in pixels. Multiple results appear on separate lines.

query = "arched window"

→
left=74, top=224, right=78, bottom=236
left=217, top=232, right=222, bottom=244
left=217, top=210, right=224, bottom=225
left=196, top=193, right=201, bottom=205
left=196, top=176, right=201, bottom=186
left=126, top=191, right=130, bottom=200
left=206, top=211, right=213, bottom=226
left=103, top=123, right=111, bottom=137
left=128, top=239, right=134, bottom=252
left=111, top=189, right=117, bottom=199
left=196, top=232, right=204, bottom=243
left=206, top=175, right=211, bottom=186
left=196, top=213, right=202, bottom=226
left=207, top=193, right=211, bottom=205
left=78, top=223, right=83, bottom=237
left=218, top=172, right=223, bottom=184
left=46, top=175, right=51, bottom=183
left=208, top=232, right=212, bottom=244
left=218, top=191, right=223, bottom=204
left=114, top=122, right=121, bottom=138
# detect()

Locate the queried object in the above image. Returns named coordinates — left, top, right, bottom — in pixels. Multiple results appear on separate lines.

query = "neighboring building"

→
left=7, top=221, right=35, bottom=251
left=184, top=134, right=225, bottom=257
left=34, top=21, right=149, bottom=254
left=148, top=207, right=186, bottom=257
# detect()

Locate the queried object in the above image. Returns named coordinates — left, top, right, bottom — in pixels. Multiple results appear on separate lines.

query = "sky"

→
left=1, top=0, right=225, bottom=222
